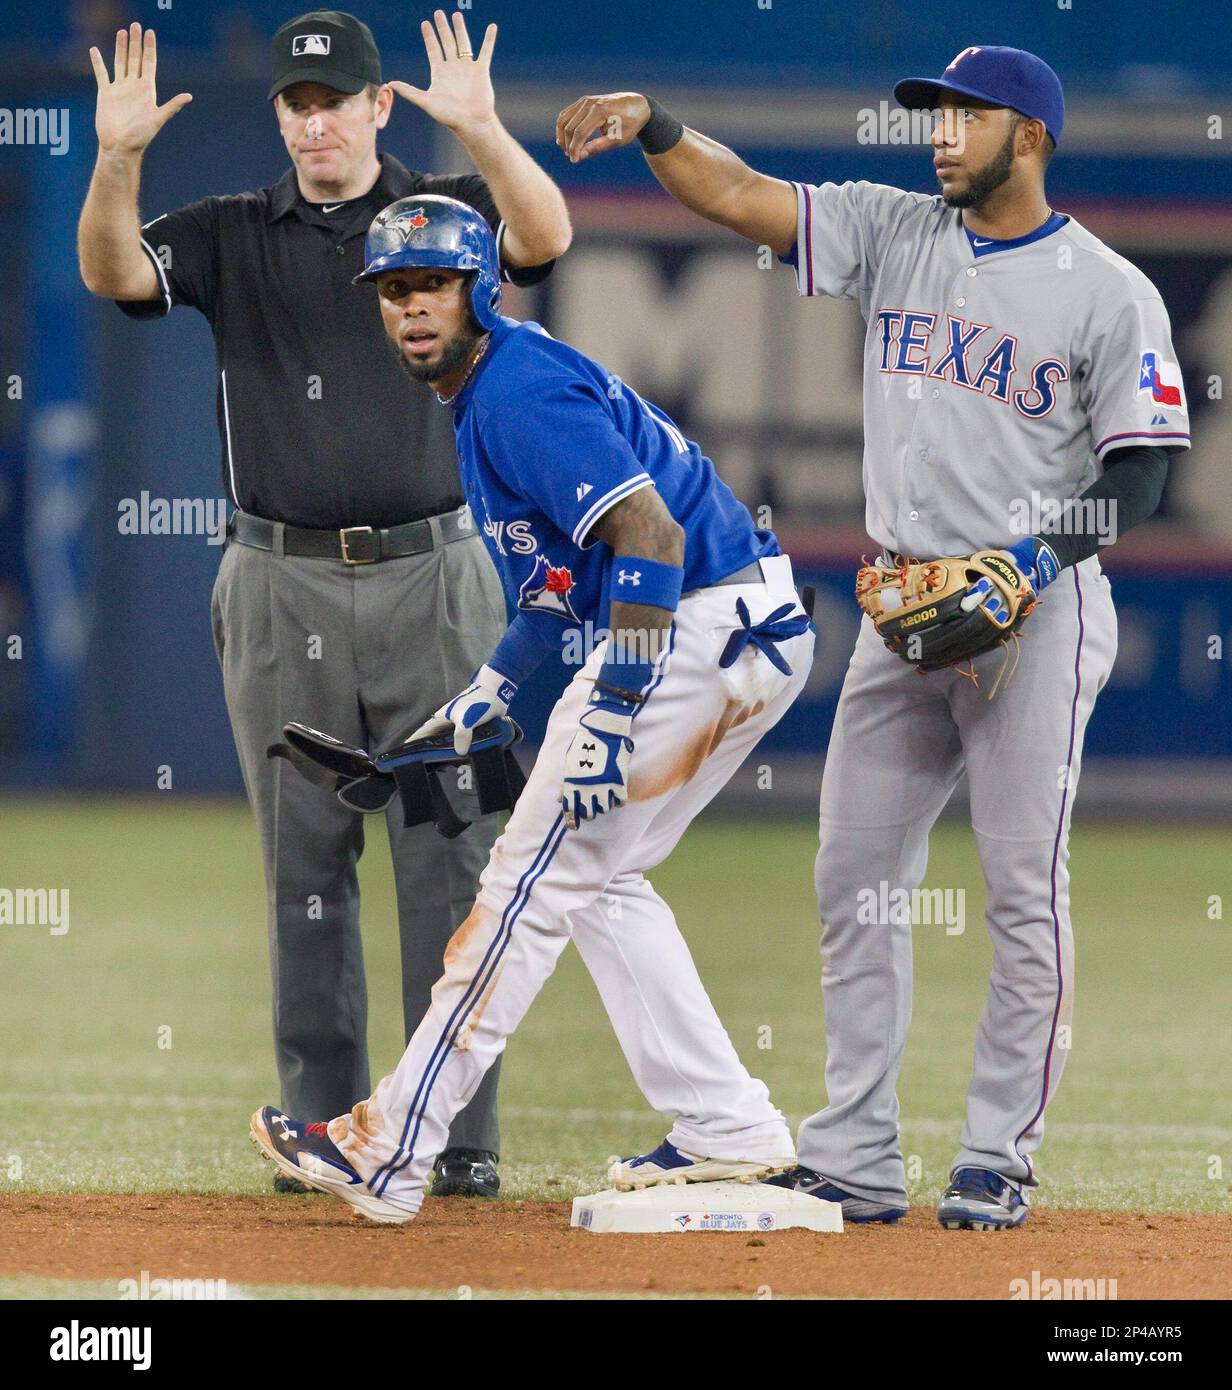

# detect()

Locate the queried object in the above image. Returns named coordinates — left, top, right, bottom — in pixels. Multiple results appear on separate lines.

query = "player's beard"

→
left=942, top=127, right=1017, bottom=209
left=394, top=319, right=484, bottom=387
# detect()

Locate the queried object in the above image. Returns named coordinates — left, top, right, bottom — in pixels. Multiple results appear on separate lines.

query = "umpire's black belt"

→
left=227, top=506, right=475, bottom=565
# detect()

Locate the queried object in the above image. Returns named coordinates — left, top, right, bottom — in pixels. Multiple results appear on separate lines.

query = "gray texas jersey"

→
left=786, top=180, right=1191, bottom=557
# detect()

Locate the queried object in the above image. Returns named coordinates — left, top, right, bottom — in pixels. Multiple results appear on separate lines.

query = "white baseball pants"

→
left=329, top=555, right=815, bottom=1213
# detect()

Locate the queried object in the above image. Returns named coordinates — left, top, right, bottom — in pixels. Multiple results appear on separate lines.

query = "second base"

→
left=570, top=1180, right=843, bottom=1234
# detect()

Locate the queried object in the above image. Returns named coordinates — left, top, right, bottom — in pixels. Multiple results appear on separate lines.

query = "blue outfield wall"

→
left=9, top=1, right=1232, bottom=92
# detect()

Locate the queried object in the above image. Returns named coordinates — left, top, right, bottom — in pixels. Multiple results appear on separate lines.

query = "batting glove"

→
left=409, top=664, right=517, bottom=757
left=961, top=537, right=1060, bottom=624
left=561, top=697, right=635, bottom=829
left=1006, top=535, right=1061, bottom=594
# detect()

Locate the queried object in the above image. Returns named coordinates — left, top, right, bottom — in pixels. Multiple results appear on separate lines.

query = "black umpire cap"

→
left=268, top=10, right=382, bottom=101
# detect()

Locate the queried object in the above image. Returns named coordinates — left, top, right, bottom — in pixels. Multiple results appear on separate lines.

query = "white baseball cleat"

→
left=249, top=1105, right=417, bottom=1226
left=608, top=1138, right=795, bottom=1191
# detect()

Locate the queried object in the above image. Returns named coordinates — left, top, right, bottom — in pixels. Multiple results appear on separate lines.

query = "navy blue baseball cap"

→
left=894, top=46, right=1065, bottom=147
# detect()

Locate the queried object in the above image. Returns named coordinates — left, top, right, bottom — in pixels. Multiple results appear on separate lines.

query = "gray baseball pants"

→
left=210, top=513, right=507, bottom=1152
left=799, top=557, right=1117, bottom=1205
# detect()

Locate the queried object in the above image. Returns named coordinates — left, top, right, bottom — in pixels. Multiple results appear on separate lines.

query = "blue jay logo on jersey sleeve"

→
left=518, top=553, right=581, bottom=623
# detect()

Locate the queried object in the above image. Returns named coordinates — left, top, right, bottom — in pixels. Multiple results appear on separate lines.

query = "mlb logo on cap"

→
left=268, top=13, right=382, bottom=101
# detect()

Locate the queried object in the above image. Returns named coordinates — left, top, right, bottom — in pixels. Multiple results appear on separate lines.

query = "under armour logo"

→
left=274, top=1113, right=295, bottom=1142
left=617, top=569, right=641, bottom=586
left=292, top=34, right=330, bottom=56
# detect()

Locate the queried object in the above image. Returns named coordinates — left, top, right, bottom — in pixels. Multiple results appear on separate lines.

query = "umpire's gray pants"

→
left=210, top=514, right=507, bottom=1152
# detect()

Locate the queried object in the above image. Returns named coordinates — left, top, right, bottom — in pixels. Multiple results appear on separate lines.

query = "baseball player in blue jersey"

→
left=251, top=194, right=815, bottom=1222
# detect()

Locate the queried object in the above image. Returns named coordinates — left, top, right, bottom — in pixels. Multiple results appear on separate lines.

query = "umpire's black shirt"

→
left=119, top=154, right=554, bottom=528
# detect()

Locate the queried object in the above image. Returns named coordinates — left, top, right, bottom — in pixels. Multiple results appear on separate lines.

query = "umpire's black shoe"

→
left=431, top=1148, right=500, bottom=1198
left=272, top=1171, right=320, bottom=1195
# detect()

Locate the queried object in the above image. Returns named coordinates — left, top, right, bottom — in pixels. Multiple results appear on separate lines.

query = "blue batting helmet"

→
left=354, top=195, right=502, bottom=330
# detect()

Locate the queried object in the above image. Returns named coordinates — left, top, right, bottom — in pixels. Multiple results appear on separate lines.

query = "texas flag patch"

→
left=1138, top=351, right=1184, bottom=408
left=518, top=553, right=580, bottom=623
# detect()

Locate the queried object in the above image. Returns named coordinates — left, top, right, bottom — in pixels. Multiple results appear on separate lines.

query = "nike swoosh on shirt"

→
left=322, top=204, right=344, bottom=213
left=972, top=238, right=993, bottom=246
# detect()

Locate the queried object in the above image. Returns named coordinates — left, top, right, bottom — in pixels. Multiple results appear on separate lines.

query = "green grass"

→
left=0, top=1276, right=714, bottom=1301
left=0, top=798, right=1228, bottom=1214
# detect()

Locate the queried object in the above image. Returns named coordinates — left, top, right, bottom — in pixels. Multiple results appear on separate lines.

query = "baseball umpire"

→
left=557, top=45, right=1189, bottom=1228
left=78, top=10, right=570, bottom=1197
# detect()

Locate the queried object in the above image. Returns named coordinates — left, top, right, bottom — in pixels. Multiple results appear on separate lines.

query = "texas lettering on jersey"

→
left=876, top=309, right=1068, bottom=419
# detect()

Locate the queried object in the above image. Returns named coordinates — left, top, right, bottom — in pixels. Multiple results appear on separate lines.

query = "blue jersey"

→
left=453, top=318, right=779, bottom=632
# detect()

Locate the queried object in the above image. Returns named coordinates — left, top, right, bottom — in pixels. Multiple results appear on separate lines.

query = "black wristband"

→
left=637, top=98, right=685, bottom=156
left=592, top=679, right=644, bottom=707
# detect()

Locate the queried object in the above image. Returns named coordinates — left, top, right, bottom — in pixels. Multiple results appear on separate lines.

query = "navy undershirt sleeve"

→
left=1043, top=445, right=1170, bottom=569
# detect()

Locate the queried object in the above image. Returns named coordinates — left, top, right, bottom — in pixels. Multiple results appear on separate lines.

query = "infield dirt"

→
left=1, top=1195, right=1226, bottom=1299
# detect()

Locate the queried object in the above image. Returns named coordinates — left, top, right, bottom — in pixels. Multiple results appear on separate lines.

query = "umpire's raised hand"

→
left=89, top=23, right=192, bottom=155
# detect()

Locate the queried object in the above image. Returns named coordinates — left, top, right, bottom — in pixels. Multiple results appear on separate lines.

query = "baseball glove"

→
left=856, top=550, right=1039, bottom=687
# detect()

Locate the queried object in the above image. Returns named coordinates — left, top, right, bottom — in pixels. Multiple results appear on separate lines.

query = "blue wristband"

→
left=487, top=612, right=560, bottom=688
left=610, top=555, right=684, bottom=613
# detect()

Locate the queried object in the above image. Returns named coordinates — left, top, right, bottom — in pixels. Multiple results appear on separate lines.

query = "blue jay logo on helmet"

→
left=386, top=207, right=430, bottom=242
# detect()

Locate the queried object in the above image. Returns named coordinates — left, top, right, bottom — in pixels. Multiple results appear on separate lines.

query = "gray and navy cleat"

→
left=937, top=1166, right=1029, bottom=1230
left=763, top=1165, right=908, bottom=1223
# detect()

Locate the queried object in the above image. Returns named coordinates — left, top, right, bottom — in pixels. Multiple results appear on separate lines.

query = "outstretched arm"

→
left=390, top=10, right=571, bottom=266
left=555, top=92, right=797, bottom=257
left=78, top=24, right=192, bottom=299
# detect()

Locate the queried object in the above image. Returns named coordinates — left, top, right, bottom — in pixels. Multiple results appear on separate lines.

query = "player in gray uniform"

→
left=558, top=45, right=1190, bottom=1228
